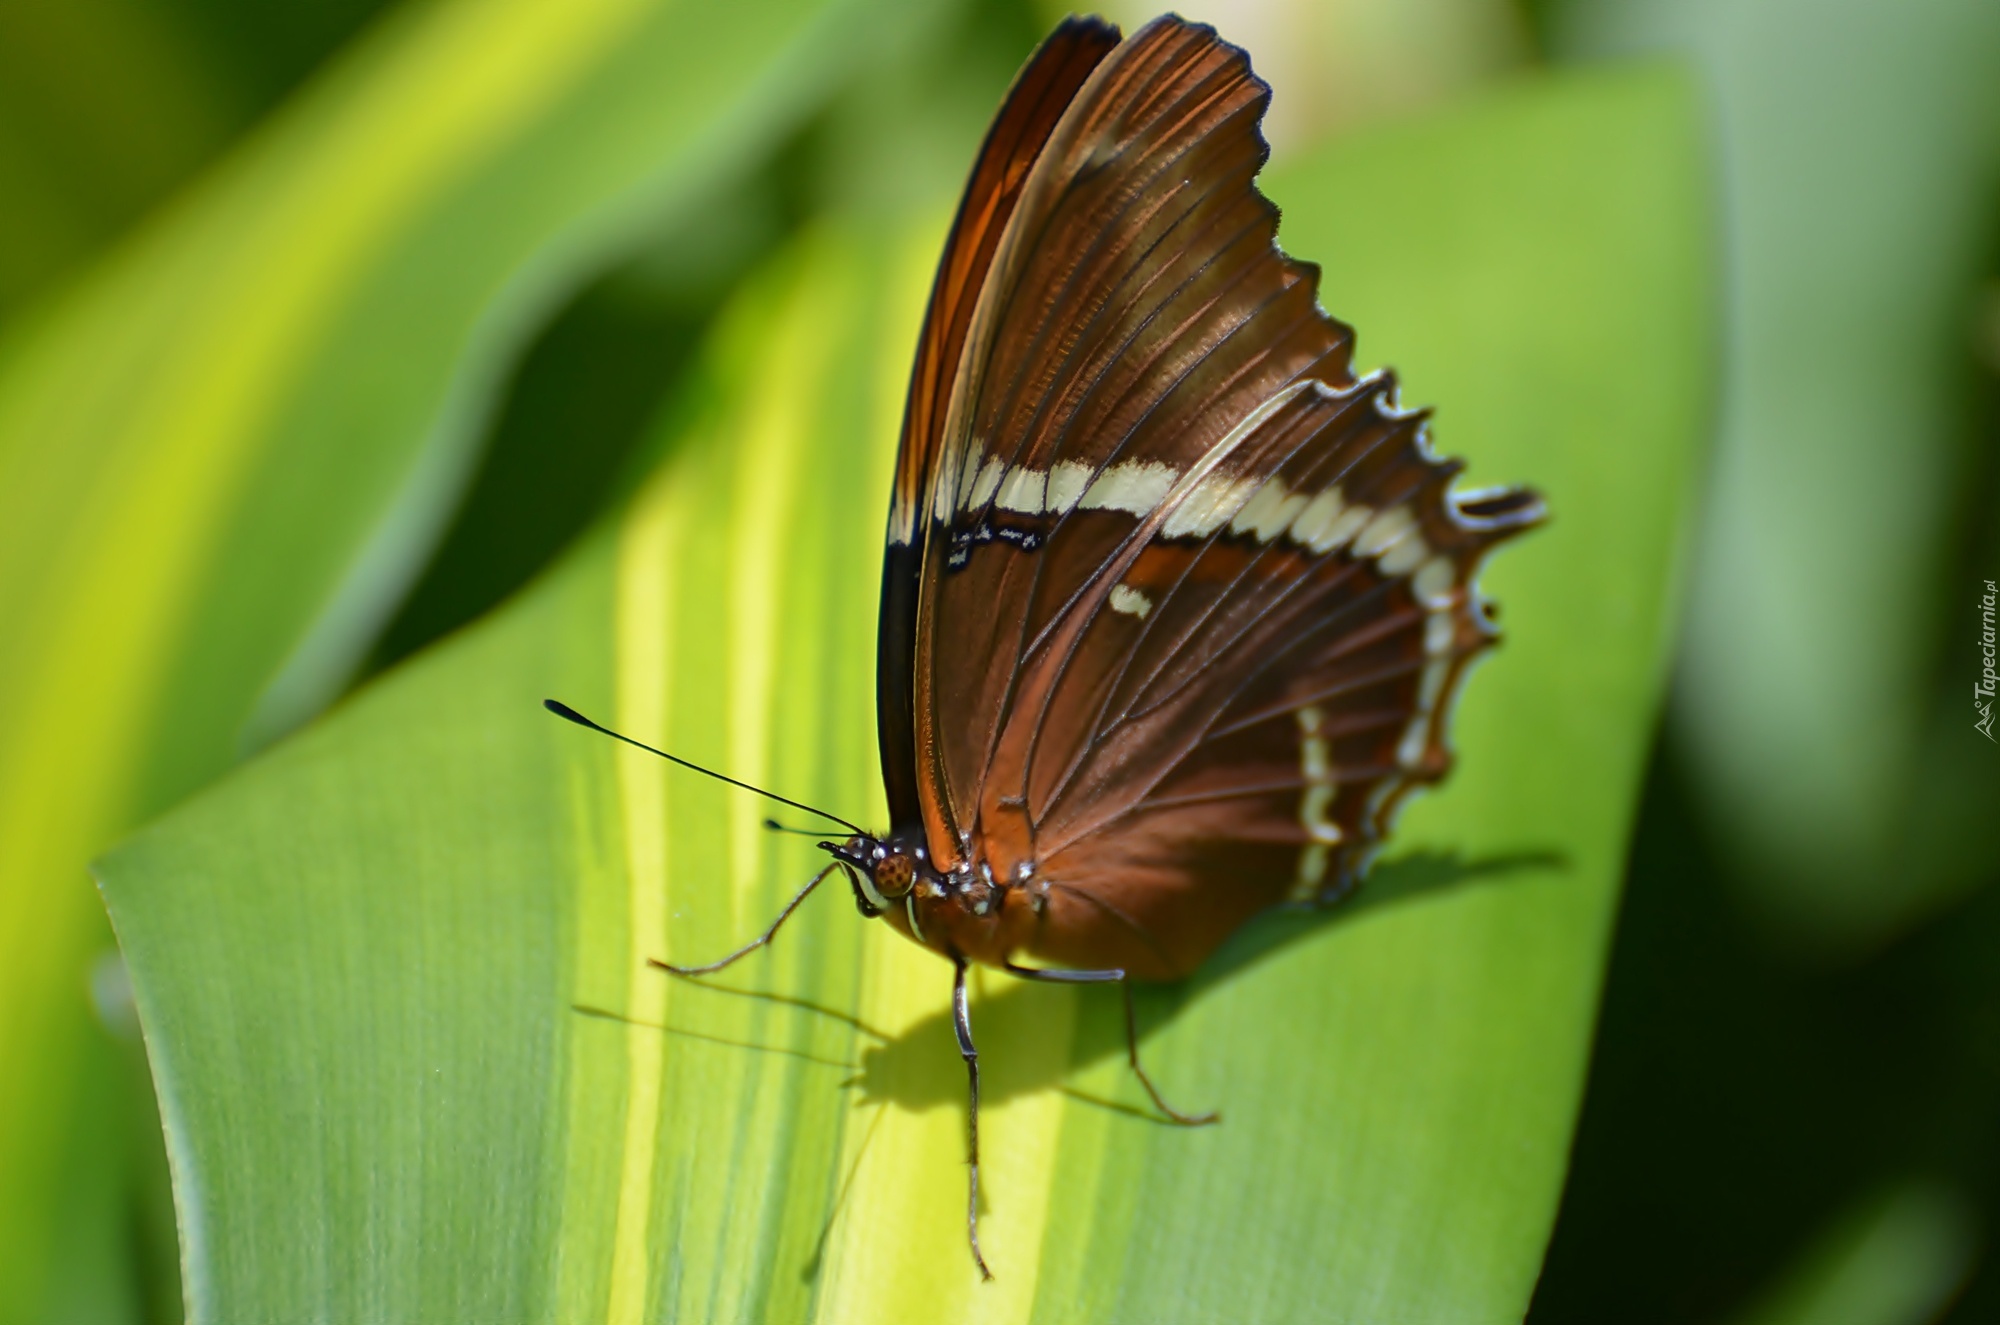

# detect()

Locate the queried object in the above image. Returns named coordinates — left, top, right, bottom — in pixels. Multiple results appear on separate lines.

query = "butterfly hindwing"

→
left=1014, top=379, right=1543, bottom=978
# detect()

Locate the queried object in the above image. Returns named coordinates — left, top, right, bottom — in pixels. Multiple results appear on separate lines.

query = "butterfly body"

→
left=550, top=10, right=1543, bottom=1280
left=843, top=14, right=1542, bottom=1268
left=826, top=832, right=1039, bottom=969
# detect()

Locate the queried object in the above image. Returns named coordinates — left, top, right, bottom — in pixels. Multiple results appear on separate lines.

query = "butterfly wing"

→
left=909, top=16, right=1362, bottom=871
left=878, top=16, right=1119, bottom=830
left=904, top=16, right=1544, bottom=977
left=1008, top=380, right=1543, bottom=978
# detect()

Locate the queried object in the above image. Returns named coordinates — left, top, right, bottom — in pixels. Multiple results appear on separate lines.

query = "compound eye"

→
left=872, top=853, right=916, bottom=900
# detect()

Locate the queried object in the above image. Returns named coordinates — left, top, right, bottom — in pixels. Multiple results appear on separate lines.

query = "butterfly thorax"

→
left=824, top=830, right=1042, bottom=967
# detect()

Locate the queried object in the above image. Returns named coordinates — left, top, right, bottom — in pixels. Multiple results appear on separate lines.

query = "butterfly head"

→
left=823, top=831, right=931, bottom=918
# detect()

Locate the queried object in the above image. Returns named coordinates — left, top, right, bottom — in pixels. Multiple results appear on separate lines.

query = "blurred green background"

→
left=0, top=0, right=1995, bottom=1321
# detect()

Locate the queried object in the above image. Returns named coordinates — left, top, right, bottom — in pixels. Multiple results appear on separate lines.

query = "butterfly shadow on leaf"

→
left=850, top=845, right=1567, bottom=1118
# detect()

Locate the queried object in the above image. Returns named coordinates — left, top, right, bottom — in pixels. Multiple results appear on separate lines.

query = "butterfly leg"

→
left=952, top=957, right=994, bottom=1280
left=647, top=863, right=836, bottom=977
left=1002, top=962, right=1220, bottom=1127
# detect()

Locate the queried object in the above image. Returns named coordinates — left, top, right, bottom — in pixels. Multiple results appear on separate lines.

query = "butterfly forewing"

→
left=911, top=18, right=1361, bottom=868
left=879, top=16, right=1119, bottom=830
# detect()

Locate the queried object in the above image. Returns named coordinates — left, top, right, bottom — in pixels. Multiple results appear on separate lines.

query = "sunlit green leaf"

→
left=98, top=65, right=1706, bottom=1322
left=0, top=0, right=908, bottom=1319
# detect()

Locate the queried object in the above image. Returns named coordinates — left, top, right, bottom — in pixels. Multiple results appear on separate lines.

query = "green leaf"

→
left=1729, top=1180, right=1978, bottom=1325
left=1551, top=0, right=2000, bottom=944
left=0, top=0, right=240, bottom=318
left=0, top=0, right=906, bottom=1318
left=97, top=65, right=1707, bottom=1322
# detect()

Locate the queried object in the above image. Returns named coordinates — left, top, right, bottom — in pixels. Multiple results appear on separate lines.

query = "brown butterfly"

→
left=549, top=11, right=1543, bottom=1279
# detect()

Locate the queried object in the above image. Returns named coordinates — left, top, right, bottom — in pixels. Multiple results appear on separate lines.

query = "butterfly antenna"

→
left=542, top=699, right=865, bottom=836
left=763, top=818, right=829, bottom=836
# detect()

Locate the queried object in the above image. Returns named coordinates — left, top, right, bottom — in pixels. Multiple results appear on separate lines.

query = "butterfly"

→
left=549, top=11, right=1543, bottom=1279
